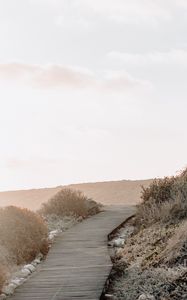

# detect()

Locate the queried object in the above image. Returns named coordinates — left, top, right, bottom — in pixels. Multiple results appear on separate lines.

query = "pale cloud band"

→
left=108, top=49, right=187, bottom=66
left=30, top=0, right=187, bottom=26
left=0, top=63, right=150, bottom=92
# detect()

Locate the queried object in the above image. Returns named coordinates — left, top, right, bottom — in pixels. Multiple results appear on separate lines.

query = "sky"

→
left=0, top=0, right=187, bottom=191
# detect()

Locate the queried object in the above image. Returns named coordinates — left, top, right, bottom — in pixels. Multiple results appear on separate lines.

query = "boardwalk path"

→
left=10, top=206, right=134, bottom=300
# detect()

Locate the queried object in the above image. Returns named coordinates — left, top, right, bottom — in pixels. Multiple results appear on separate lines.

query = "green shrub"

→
left=0, top=206, right=49, bottom=265
left=40, top=188, right=101, bottom=218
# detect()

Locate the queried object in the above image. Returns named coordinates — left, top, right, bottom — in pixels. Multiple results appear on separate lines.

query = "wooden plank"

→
left=8, top=206, right=134, bottom=300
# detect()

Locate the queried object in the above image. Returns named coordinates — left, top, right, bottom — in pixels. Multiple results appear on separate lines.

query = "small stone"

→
left=33, top=258, right=41, bottom=264
left=0, top=294, right=6, bottom=299
left=2, top=284, right=17, bottom=295
left=138, top=294, right=155, bottom=300
left=113, top=238, right=124, bottom=247
left=37, top=253, right=44, bottom=260
left=20, top=268, right=31, bottom=278
left=104, top=294, right=116, bottom=300
left=24, top=264, right=36, bottom=273
left=10, top=279, right=21, bottom=287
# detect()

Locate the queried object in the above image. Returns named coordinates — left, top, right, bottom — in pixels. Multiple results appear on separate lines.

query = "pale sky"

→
left=0, top=0, right=187, bottom=191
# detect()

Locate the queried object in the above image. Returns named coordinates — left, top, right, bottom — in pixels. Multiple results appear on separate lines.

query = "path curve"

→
left=9, top=206, right=134, bottom=300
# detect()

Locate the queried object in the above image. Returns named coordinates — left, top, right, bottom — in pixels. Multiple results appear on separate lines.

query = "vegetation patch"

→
left=40, top=188, right=101, bottom=218
left=0, top=206, right=49, bottom=292
left=107, top=168, right=187, bottom=300
left=0, top=188, right=101, bottom=295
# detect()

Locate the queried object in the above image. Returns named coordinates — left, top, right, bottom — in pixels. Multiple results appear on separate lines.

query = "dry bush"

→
left=0, top=206, right=49, bottom=265
left=40, top=188, right=101, bottom=218
left=141, top=177, right=175, bottom=204
left=110, top=168, right=187, bottom=300
left=136, top=169, right=187, bottom=227
left=161, top=220, right=187, bottom=266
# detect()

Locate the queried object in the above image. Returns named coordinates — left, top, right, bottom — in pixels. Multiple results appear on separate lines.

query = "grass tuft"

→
left=40, top=188, right=101, bottom=218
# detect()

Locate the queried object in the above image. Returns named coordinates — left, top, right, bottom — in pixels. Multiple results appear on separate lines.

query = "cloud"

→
left=101, top=70, right=151, bottom=92
left=108, top=49, right=187, bottom=66
left=0, top=63, right=149, bottom=92
left=0, top=63, right=94, bottom=88
left=29, top=0, right=175, bottom=26
left=78, top=0, right=171, bottom=24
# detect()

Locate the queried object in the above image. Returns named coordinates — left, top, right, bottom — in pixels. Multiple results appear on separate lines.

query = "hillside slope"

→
left=0, top=179, right=153, bottom=210
left=108, top=170, right=187, bottom=300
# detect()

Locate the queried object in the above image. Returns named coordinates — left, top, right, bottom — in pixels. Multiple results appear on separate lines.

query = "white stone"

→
left=49, top=230, right=59, bottom=240
left=0, top=294, right=6, bottom=299
left=2, top=283, right=17, bottom=295
left=33, top=258, right=41, bottom=264
left=104, top=294, right=116, bottom=299
left=113, top=238, right=125, bottom=247
left=138, top=294, right=155, bottom=300
left=10, top=279, right=21, bottom=287
left=18, top=278, right=26, bottom=285
left=20, top=268, right=31, bottom=278
left=31, top=261, right=37, bottom=267
left=24, top=264, right=36, bottom=273
left=37, top=253, right=44, bottom=260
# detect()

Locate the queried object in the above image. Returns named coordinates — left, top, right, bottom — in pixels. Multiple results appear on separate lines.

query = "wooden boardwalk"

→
left=9, top=206, right=134, bottom=300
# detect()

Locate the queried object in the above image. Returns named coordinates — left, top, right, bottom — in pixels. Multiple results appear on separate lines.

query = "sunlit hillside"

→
left=0, top=179, right=153, bottom=210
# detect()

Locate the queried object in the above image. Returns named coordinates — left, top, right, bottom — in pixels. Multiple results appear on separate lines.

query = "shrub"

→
left=136, top=168, right=187, bottom=227
left=141, top=177, right=175, bottom=204
left=0, top=206, right=49, bottom=265
left=40, top=188, right=101, bottom=218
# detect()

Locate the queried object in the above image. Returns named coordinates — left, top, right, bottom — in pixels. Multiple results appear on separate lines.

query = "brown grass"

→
left=161, top=220, right=187, bottom=266
left=109, top=167, right=187, bottom=300
left=0, top=206, right=49, bottom=265
left=136, top=169, right=187, bottom=227
left=40, top=188, right=101, bottom=218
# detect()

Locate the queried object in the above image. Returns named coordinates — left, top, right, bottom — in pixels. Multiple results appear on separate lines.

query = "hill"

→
left=0, top=179, right=153, bottom=211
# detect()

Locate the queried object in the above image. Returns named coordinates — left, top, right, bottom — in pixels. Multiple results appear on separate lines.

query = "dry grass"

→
left=136, top=169, right=187, bottom=227
left=161, top=220, right=187, bottom=267
left=109, top=167, right=187, bottom=300
left=110, top=220, right=187, bottom=299
left=40, top=188, right=101, bottom=218
left=0, top=206, right=49, bottom=265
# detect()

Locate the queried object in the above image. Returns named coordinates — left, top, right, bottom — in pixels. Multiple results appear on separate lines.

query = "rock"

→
left=138, top=294, right=155, bottom=300
left=20, top=268, right=31, bottom=278
left=33, top=258, right=41, bottom=264
left=24, top=264, right=36, bottom=273
left=12, top=278, right=25, bottom=286
left=113, top=238, right=124, bottom=247
left=49, top=230, right=59, bottom=240
left=104, top=294, right=116, bottom=299
left=10, top=279, right=21, bottom=287
left=2, top=283, right=17, bottom=295
left=31, top=261, right=38, bottom=267
left=37, top=253, right=44, bottom=260
left=0, top=294, right=6, bottom=300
